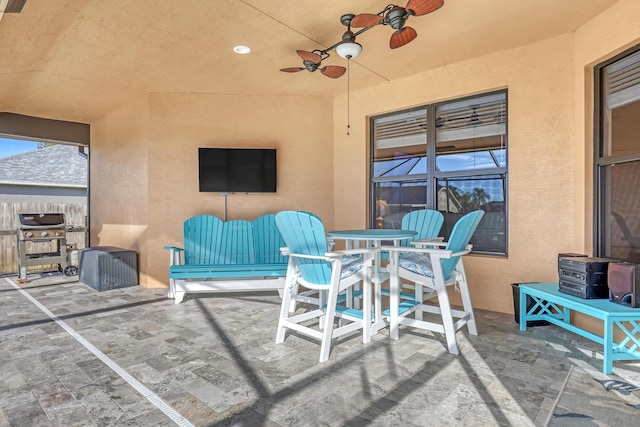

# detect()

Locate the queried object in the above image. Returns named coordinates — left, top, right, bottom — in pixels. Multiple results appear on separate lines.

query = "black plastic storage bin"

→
left=512, top=283, right=550, bottom=327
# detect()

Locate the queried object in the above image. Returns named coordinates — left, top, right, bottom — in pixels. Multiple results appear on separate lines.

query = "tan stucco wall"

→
left=333, top=0, right=640, bottom=315
left=90, top=96, right=150, bottom=283
left=91, top=92, right=333, bottom=287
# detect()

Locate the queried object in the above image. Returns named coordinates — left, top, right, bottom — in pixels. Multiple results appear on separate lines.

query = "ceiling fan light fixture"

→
left=336, top=41, right=362, bottom=59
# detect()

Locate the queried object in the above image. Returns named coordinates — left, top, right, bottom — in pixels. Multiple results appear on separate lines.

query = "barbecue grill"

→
left=16, top=213, right=74, bottom=280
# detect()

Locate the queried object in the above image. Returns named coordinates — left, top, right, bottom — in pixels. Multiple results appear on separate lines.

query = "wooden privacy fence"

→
left=0, top=202, right=87, bottom=275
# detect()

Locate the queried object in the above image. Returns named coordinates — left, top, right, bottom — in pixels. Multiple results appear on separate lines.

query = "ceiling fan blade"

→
left=296, top=50, right=322, bottom=63
left=321, top=66, right=346, bottom=79
left=351, top=13, right=383, bottom=28
left=390, top=26, right=417, bottom=49
left=406, top=0, right=444, bottom=16
left=280, top=67, right=305, bottom=73
left=5, top=0, right=27, bottom=13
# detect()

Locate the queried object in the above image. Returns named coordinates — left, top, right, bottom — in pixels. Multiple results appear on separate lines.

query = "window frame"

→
left=369, top=89, right=508, bottom=256
left=594, top=45, right=640, bottom=259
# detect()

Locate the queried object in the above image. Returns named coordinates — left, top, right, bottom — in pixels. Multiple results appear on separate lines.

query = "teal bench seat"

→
left=164, top=214, right=288, bottom=304
left=169, top=264, right=288, bottom=279
left=519, top=282, right=640, bottom=374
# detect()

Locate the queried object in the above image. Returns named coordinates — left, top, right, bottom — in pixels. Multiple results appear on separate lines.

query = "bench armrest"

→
left=163, top=245, right=184, bottom=266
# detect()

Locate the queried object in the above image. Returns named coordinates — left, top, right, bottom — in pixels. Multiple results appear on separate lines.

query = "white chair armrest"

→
left=326, top=247, right=378, bottom=258
left=326, top=236, right=336, bottom=251
left=411, top=237, right=445, bottom=247
left=281, top=247, right=377, bottom=264
left=381, top=244, right=472, bottom=260
left=326, top=247, right=377, bottom=265
left=283, top=251, right=326, bottom=261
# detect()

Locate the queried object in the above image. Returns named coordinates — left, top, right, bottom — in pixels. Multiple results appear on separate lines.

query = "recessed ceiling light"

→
left=233, top=45, right=251, bottom=54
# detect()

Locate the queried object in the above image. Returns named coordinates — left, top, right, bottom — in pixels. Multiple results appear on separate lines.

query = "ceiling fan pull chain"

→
left=347, top=59, right=351, bottom=135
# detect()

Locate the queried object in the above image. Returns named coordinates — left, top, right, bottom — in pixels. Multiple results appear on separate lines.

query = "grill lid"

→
left=17, top=213, right=66, bottom=228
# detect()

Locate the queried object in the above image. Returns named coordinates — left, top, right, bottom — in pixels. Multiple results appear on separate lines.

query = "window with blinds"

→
left=601, top=49, right=640, bottom=157
left=596, top=47, right=640, bottom=262
left=370, top=90, right=508, bottom=255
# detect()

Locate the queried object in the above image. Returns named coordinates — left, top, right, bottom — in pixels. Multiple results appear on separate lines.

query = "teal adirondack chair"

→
left=383, top=210, right=485, bottom=355
left=400, top=209, right=444, bottom=247
left=275, top=211, right=375, bottom=363
left=381, top=209, right=445, bottom=301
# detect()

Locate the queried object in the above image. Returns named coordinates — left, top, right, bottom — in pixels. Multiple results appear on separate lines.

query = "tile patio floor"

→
left=1, top=273, right=640, bottom=426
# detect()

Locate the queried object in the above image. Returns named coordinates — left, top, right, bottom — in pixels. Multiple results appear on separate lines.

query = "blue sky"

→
left=0, top=138, right=38, bottom=158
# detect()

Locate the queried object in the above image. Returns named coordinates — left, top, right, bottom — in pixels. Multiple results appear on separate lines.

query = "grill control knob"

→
left=55, top=231, right=61, bottom=236
left=25, top=232, right=33, bottom=238
left=41, top=231, right=48, bottom=237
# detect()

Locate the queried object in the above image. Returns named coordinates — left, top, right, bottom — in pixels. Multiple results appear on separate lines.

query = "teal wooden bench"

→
left=164, top=213, right=289, bottom=304
left=519, top=282, right=640, bottom=374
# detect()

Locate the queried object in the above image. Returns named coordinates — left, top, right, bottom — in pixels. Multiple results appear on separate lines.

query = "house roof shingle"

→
left=0, top=144, right=87, bottom=187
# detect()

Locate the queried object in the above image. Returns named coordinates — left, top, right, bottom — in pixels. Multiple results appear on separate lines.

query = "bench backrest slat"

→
left=253, top=214, right=288, bottom=265
left=220, top=220, right=255, bottom=264
left=184, top=215, right=222, bottom=265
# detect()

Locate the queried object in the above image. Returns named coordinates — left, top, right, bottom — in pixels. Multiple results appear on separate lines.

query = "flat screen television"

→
left=198, top=147, right=277, bottom=193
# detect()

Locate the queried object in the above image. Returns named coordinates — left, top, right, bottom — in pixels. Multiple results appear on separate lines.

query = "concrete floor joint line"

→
left=4, top=277, right=195, bottom=427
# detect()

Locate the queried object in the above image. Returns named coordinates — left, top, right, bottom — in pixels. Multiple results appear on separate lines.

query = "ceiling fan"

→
left=280, top=49, right=346, bottom=78
left=351, top=0, right=444, bottom=49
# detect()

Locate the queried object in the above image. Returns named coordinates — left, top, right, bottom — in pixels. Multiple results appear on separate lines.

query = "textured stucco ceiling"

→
left=0, top=0, right=620, bottom=123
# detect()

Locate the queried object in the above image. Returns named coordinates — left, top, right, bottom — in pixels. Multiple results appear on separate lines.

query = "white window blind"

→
left=374, top=109, right=427, bottom=150
left=605, top=50, right=640, bottom=109
left=436, top=94, right=506, bottom=143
